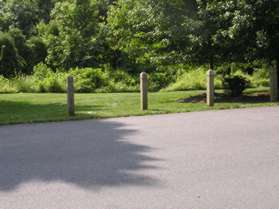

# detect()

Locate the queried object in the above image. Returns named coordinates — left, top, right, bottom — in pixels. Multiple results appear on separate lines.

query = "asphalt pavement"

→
left=0, top=107, right=279, bottom=209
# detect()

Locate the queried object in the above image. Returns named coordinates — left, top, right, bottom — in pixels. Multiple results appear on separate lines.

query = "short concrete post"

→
left=270, top=61, right=278, bottom=102
left=207, top=69, right=215, bottom=106
left=140, top=72, right=148, bottom=110
left=67, top=76, right=75, bottom=116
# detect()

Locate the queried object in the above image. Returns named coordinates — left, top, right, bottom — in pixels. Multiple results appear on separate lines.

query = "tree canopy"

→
left=0, top=0, right=278, bottom=76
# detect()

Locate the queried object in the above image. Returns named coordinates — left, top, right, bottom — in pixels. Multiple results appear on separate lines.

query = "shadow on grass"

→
left=0, top=100, right=109, bottom=124
left=0, top=118, right=161, bottom=191
left=0, top=100, right=66, bottom=111
left=215, top=94, right=270, bottom=104
left=177, top=92, right=271, bottom=104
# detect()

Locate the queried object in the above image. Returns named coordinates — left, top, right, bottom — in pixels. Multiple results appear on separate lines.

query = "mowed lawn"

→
left=0, top=89, right=278, bottom=125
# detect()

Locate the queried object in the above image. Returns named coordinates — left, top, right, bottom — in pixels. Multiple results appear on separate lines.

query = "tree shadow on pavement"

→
left=0, top=119, right=161, bottom=191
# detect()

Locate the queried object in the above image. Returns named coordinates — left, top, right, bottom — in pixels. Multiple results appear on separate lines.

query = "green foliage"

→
left=0, top=64, right=139, bottom=93
left=107, top=0, right=157, bottom=68
left=0, top=75, right=17, bottom=93
left=164, top=67, right=223, bottom=91
left=0, top=0, right=54, bottom=75
left=70, top=67, right=140, bottom=93
left=197, top=0, right=279, bottom=64
left=0, top=28, right=46, bottom=76
left=107, top=0, right=200, bottom=69
left=215, top=62, right=270, bottom=90
left=3, top=0, right=41, bottom=35
left=0, top=0, right=277, bottom=95
left=148, top=66, right=183, bottom=91
left=0, top=32, right=22, bottom=77
left=26, top=36, right=47, bottom=69
left=104, top=69, right=138, bottom=92
left=0, top=63, right=270, bottom=94
left=38, top=0, right=108, bottom=69
left=70, top=68, right=108, bottom=92
left=12, top=76, right=39, bottom=93
left=249, top=68, right=269, bottom=88
left=33, top=63, right=66, bottom=92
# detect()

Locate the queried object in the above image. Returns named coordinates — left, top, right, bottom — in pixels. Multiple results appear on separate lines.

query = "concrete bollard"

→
left=140, top=72, right=148, bottom=110
left=207, top=69, right=215, bottom=106
left=67, top=76, right=75, bottom=116
left=270, top=61, right=278, bottom=102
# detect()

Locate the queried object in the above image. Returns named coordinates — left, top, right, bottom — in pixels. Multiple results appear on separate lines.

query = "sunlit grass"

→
left=0, top=89, right=278, bottom=125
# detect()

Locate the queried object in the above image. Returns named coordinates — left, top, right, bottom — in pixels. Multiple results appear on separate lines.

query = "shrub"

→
left=149, top=72, right=174, bottom=91
left=105, top=69, right=138, bottom=92
left=70, top=68, right=108, bottom=93
left=12, top=75, right=36, bottom=92
left=224, top=75, right=249, bottom=97
left=26, top=36, right=47, bottom=68
left=0, top=63, right=268, bottom=94
left=33, top=63, right=51, bottom=79
left=39, top=74, right=65, bottom=93
left=0, top=75, right=17, bottom=93
left=249, top=68, right=269, bottom=88
left=164, top=67, right=223, bottom=91
left=148, top=65, right=186, bottom=91
left=33, top=63, right=66, bottom=92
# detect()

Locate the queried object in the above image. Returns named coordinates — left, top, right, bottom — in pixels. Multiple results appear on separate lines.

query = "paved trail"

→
left=0, top=107, right=279, bottom=209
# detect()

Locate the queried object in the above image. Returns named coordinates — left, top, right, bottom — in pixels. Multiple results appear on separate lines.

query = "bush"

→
left=39, top=74, right=65, bottom=93
left=224, top=75, right=249, bottom=97
left=103, top=69, right=138, bottom=92
left=249, top=68, right=269, bottom=88
left=149, top=72, right=173, bottom=91
left=33, top=63, right=66, bottom=92
left=148, top=65, right=185, bottom=91
left=0, top=63, right=269, bottom=94
left=70, top=68, right=108, bottom=93
left=0, top=75, right=17, bottom=93
left=12, top=76, right=37, bottom=92
left=33, top=62, right=51, bottom=79
left=32, top=65, right=139, bottom=93
left=164, top=67, right=223, bottom=91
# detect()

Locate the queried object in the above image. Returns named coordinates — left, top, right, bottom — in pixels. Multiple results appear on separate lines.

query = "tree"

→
left=26, top=36, right=47, bottom=71
left=0, top=32, right=24, bottom=77
left=107, top=0, right=241, bottom=71
left=107, top=0, right=157, bottom=72
left=201, top=0, right=279, bottom=97
left=39, top=0, right=111, bottom=69
left=37, top=0, right=56, bottom=22
left=245, top=0, right=279, bottom=95
left=0, top=0, right=13, bottom=32
left=3, top=0, right=41, bottom=35
left=107, top=0, right=201, bottom=73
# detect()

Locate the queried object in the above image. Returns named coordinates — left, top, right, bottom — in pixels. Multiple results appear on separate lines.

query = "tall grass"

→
left=233, top=68, right=269, bottom=88
left=163, top=67, right=223, bottom=91
left=0, top=76, right=17, bottom=93
left=0, top=64, right=270, bottom=93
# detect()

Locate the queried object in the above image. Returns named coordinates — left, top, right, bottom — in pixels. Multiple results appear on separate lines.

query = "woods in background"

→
left=0, top=0, right=278, bottom=90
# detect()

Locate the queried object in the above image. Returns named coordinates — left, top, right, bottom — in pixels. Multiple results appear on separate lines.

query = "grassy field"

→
left=0, top=89, right=278, bottom=125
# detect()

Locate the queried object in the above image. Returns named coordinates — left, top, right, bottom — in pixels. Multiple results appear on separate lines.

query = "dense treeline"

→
left=0, top=0, right=278, bottom=92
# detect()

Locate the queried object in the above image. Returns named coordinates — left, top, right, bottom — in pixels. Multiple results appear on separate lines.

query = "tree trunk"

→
left=209, top=56, right=214, bottom=70
left=277, top=59, right=279, bottom=99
